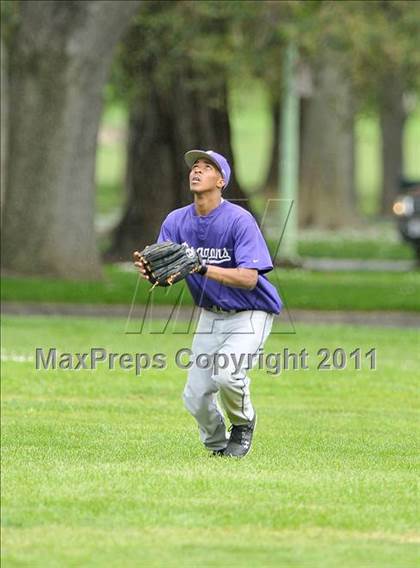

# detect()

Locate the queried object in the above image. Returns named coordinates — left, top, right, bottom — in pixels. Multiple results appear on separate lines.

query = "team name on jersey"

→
left=196, top=246, right=232, bottom=264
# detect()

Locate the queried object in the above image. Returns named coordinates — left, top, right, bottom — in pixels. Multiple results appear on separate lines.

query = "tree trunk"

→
left=262, top=96, right=309, bottom=196
left=108, top=65, right=249, bottom=259
left=109, top=84, right=178, bottom=260
left=261, top=99, right=281, bottom=195
left=299, top=58, right=357, bottom=228
left=1, top=36, right=8, bottom=212
left=379, top=81, right=406, bottom=215
left=2, top=0, right=140, bottom=279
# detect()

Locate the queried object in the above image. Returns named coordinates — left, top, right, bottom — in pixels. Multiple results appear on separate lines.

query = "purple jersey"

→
left=157, top=200, right=282, bottom=314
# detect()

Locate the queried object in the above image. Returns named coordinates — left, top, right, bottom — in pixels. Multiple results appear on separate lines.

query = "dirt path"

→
left=2, top=302, right=420, bottom=328
left=301, top=258, right=416, bottom=272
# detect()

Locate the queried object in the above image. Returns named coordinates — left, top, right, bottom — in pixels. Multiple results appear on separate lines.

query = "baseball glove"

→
left=134, top=241, right=207, bottom=287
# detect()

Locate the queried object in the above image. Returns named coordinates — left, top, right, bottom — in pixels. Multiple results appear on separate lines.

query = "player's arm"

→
left=135, top=253, right=258, bottom=289
left=204, top=266, right=258, bottom=290
left=217, top=214, right=273, bottom=290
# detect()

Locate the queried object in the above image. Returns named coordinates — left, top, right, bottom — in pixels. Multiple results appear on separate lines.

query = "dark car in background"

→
left=393, top=179, right=420, bottom=263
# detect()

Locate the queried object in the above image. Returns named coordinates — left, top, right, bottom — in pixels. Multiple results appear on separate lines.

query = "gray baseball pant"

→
left=183, top=309, right=274, bottom=451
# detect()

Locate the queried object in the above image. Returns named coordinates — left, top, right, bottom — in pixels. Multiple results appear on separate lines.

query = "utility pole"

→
left=278, top=42, right=300, bottom=265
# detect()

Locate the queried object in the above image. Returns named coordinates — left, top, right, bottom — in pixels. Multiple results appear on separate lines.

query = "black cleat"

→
left=210, top=448, right=226, bottom=457
left=224, top=413, right=257, bottom=458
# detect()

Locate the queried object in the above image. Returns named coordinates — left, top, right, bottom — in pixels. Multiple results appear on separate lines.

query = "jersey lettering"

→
left=196, top=246, right=231, bottom=264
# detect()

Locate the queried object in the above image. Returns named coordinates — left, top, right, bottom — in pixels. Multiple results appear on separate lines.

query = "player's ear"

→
left=216, top=177, right=225, bottom=190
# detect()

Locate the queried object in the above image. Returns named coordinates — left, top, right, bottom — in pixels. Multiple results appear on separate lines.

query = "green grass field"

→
left=2, top=266, right=420, bottom=311
left=289, top=236, right=413, bottom=261
left=2, top=315, right=419, bottom=567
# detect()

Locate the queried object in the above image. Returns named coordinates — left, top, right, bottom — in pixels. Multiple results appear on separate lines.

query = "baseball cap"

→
left=184, top=149, right=231, bottom=188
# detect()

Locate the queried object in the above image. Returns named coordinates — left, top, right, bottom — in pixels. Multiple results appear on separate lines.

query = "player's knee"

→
left=212, top=368, right=232, bottom=390
left=213, top=365, right=246, bottom=391
left=183, top=385, right=205, bottom=417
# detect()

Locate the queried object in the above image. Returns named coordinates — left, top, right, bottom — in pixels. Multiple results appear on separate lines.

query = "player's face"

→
left=189, top=159, right=224, bottom=193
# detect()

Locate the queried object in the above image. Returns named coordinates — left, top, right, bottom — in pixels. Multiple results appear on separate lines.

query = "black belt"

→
left=204, top=306, right=249, bottom=315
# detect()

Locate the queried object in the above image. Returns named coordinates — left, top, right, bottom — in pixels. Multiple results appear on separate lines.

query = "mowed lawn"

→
left=1, top=315, right=419, bottom=567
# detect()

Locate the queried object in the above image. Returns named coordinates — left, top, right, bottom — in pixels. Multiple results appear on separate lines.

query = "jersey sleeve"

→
left=233, top=214, right=273, bottom=274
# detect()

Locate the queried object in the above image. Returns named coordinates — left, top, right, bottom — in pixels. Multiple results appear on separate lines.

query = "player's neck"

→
left=193, top=190, right=222, bottom=217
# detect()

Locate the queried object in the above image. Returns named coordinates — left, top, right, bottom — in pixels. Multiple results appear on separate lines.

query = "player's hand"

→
left=133, top=251, right=149, bottom=280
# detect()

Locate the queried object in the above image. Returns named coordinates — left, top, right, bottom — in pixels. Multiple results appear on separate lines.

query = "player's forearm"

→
left=205, top=266, right=258, bottom=290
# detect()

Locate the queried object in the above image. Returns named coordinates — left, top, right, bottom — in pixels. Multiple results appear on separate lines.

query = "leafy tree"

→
left=234, top=0, right=420, bottom=222
left=342, top=0, right=420, bottom=213
left=300, top=0, right=420, bottom=215
left=2, top=0, right=140, bottom=278
left=107, top=0, right=253, bottom=258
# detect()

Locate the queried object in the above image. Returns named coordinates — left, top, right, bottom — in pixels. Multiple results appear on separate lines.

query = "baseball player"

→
left=134, top=149, right=282, bottom=458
